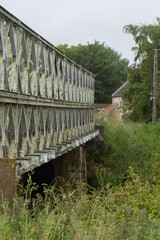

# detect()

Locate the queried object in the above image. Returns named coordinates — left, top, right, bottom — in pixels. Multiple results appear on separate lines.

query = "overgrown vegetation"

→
left=88, top=119, right=160, bottom=186
left=1, top=120, right=160, bottom=239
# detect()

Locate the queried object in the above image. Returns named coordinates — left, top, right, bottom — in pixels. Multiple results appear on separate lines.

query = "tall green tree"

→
left=123, top=19, right=160, bottom=122
left=57, top=41, right=128, bottom=103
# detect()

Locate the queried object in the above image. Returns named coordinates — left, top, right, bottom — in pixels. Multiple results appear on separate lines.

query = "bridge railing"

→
left=0, top=6, right=94, bottom=102
left=0, top=7, right=97, bottom=164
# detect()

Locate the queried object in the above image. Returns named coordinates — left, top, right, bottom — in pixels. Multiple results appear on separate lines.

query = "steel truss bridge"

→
left=0, top=6, right=99, bottom=190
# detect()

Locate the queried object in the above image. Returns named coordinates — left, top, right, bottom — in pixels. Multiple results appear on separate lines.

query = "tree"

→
left=122, top=19, right=160, bottom=122
left=57, top=41, right=128, bottom=103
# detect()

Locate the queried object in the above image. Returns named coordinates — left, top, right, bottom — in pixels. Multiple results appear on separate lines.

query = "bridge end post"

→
left=86, top=126, right=104, bottom=150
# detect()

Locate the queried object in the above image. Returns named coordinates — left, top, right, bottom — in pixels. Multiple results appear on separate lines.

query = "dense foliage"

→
left=88, top=119, right=160, bottom=186
left=122, top=19, right=160, bottom=122
left=57, top=41, right=128, bottom=103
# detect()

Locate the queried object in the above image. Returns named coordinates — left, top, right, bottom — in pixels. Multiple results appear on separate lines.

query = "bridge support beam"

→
left=67, top=146, right=87, bottom=182
left=52, top=145, right=87, bottom=183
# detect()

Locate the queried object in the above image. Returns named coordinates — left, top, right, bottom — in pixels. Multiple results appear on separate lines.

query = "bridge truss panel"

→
left=0, top=7, right=95, bottom=103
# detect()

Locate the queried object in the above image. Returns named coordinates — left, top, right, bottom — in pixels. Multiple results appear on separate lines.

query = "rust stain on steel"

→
left=4, top=98, right=18, bottom=103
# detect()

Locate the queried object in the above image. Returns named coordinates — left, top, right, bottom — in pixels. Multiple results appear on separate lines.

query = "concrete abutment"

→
left=0, top=158, right=16, bottom=199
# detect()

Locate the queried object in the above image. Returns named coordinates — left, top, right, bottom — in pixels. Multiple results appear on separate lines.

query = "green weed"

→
left=1, top=176, right=160, bottom=239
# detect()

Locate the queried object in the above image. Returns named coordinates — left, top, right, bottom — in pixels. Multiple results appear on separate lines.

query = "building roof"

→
left=94, top=104, right=110, bottom=113
left=95, top=104, right=118, bottom=116
left=112, top=81, right=128, bottom=98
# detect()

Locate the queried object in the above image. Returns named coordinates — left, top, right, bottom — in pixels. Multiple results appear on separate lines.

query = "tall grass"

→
left=1, top=119, right=160, bottom=239
left=1, top=177, right=160, bottom=239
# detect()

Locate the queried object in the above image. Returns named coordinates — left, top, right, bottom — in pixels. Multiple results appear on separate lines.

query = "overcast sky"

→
left=1, top=0, right=160, bottom=65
